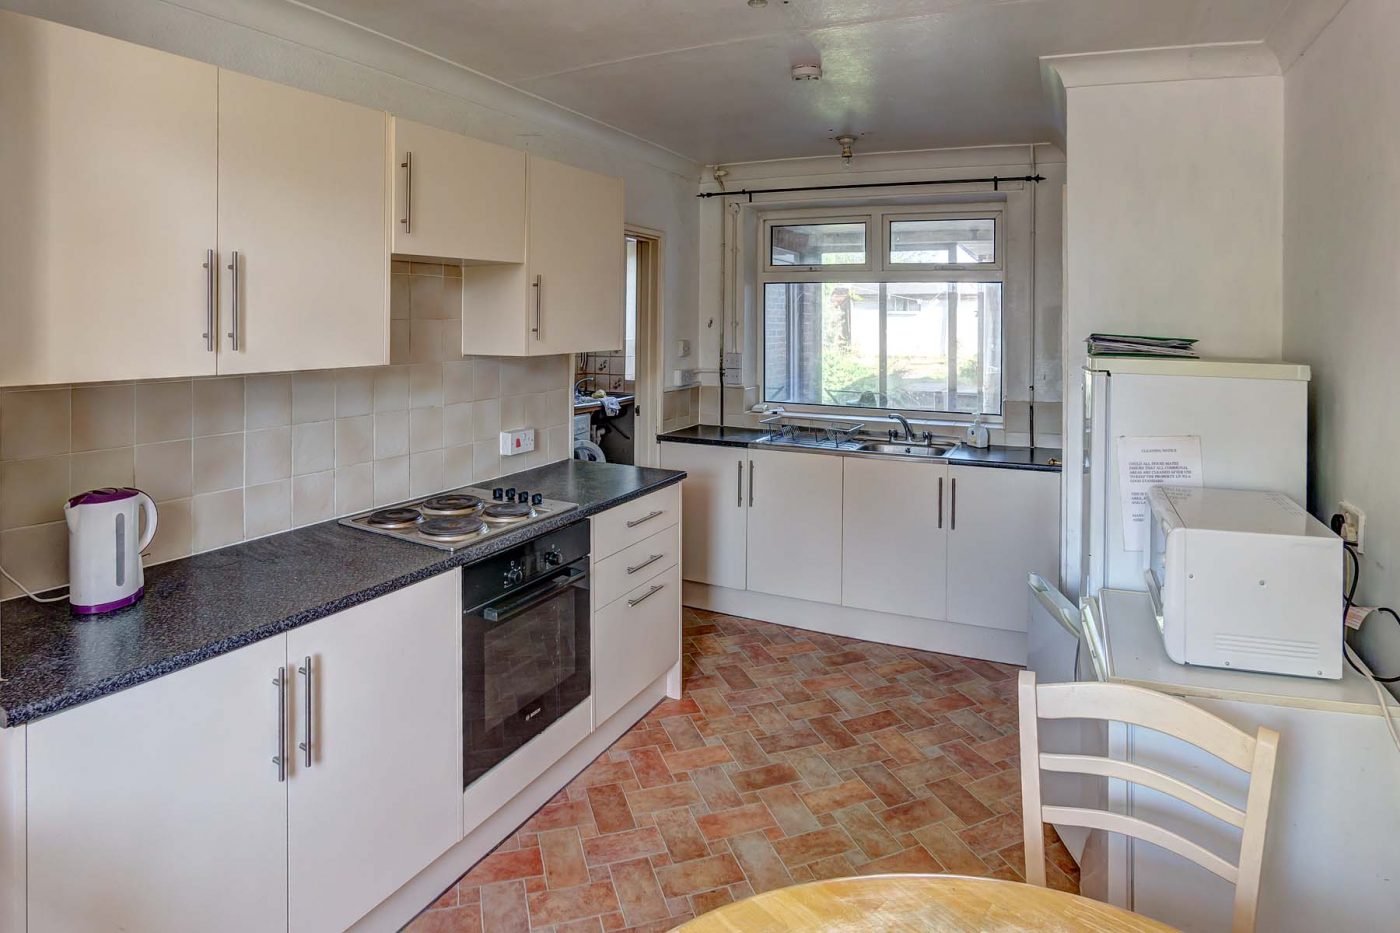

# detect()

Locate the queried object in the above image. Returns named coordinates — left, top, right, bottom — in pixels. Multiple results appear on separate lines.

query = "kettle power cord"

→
left=0, top=564, right=69, bottom=604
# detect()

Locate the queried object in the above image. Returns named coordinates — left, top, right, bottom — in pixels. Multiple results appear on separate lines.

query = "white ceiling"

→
left=294, top=0, right=1317, bottom=164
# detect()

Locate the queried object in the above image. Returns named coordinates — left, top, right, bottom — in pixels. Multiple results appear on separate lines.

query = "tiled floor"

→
left=405, top=607, right=1078, bottom=932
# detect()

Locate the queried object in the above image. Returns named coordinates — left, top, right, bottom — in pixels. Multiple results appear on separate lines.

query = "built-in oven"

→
left=462, top=520, right=591, bottom=789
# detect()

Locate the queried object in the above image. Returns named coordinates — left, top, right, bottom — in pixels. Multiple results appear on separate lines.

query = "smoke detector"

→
left=791, top=63, right=822, bottom=81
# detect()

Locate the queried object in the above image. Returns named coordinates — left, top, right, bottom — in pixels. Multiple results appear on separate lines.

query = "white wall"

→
left=695, top=144, right=1067, bottom=448
left=1057, top=68, right=1285, bottom=592
left=1283, top=0, right=1400, bottom=686
left=0, top=0, right=702, bottom=389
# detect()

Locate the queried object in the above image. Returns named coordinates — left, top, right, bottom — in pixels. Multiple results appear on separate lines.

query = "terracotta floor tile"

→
left=402, top=608, right=1078, bottom=932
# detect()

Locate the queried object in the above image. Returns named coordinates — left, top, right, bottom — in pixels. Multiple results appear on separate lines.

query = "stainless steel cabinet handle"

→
left=626, top=510, right=664, bottom=529
left=227, top=250, right=241, bottom=351
left=736, top=460, right=743, bottom=508
left=203, top=249, right=215, bottom=351
left=628, top=583, right=664, bottom=608
left=297, top=656, right=313, bottom=769
left=399, top=151, right=413, bottom=233
left=950, top=476, right=957, bottom=531
left=938, top=476, right=944, bottom=529
left=748, top=460, right=755, bottom=507
left=273, top=666, right=286, bottom=782
left=531, top=275, right=543, bottom=340
left=627, top=553, right=664, bottom=575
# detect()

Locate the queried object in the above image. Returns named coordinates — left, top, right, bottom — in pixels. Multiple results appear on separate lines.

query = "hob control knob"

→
left=517, top=490, right=530, bottom=504
left=492, top=487, right=505, bottom=500
left=505, top=487, right=517, bottom=502
left=532, top=493, right=544, bottom=506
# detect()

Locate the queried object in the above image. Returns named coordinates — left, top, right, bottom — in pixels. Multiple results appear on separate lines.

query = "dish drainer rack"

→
left=758, top=413, right=866, bottom=448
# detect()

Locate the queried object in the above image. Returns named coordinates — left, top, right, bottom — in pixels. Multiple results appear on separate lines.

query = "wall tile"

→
left=390, top=273, right=410, bottom=321
left=499, top=358, right=532, bottom=397
left=409, top=449, right=444, bottom=498
left=409, top=407, right=443, bottom=454
left=72, top=384, right=134, bottom=452
left=500, top=395, right=528, bottom=431
left=1, top=456, right=70, bottom=530
left=374, top=366, right=409, bottom=413
left=375, top=411, right=409, bottom=460
left=144, top=497, right=192, bottom=566
left=71, top=448, right=134, bottom=496
left=192, top=489, right=243, bottom=552
left=292, top=471, right=335, bottom=528
left=441, top=318, right=463, bottom=362
left=444, top=445, right=473, bottom=487
left=410, top=273, right=445, bottom=320
left=410, top=261, right=442, bottom=277
left=134, top=381, right=193, bottom=445
left=334, top=463, right=373, bottom=514
left=443, top=403, right=473, bottom=448
left=335, top=415, right=374, bottom=467
left=1, top=388, right=71, bottom=461
left=0, top=520, right=67, bottom=600
left=335, top=368, right=375, bottom=418
left=443, top=360, right=473, bottom=405
left=411, top=320, right=446, bottom=364
left=292, top=421, right=335, bottom=475
left=245, top=426, right=292, bottom=485
left=474, top=399, right=502, bottom=441
left=473, top=442, right=500, bottom=482
left=245, top=374, right=292, bottom=430
left=135, top=440, right=193, bottom=502
left=409, top=363, right=443, bottom=409
left=193, top=433, right=244, bottom=495
left=390, top=320, right=411, bottom=366
left=245, top=480, right=292, bottom=539
left=193, top=377, right=245, bottom=437
left=373, top=455, right=410, bottom=506
left=292, top=371, right=336, bottom=425
left=472, top=358, right=500, bottom=401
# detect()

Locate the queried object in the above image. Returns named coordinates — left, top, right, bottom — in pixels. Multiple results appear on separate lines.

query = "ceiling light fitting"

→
left=790, top=63, right=822, bottom=81
left=747, top=0, right=768, bottom=7
left=836, top=134, right=857, bottom=165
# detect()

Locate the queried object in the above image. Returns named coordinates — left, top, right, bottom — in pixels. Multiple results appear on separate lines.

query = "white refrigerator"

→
left=1079, top=358, right=1310, bottom=598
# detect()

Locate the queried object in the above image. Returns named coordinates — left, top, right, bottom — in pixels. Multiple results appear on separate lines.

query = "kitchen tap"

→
left=890, top=413, right=915, bottom=442
left=574, top=376, right=596, bottom=399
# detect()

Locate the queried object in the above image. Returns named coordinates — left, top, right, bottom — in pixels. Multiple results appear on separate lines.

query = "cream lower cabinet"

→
left=945, top=464, right=1060, bottom=632
left=745, top=448, right=844, bottom=604
left=23, top=571, right=461, bottom=933
left=842, top=457, right=949, bottom=620
left=392, top=117, right=525, bottom=263
left=660, top=442, right=747, bottom=590
left=462, top=155, right=624, bottom=356
left=0, top=11, right=220, bottom=386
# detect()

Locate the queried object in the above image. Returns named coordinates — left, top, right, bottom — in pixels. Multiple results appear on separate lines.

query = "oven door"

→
left=463, top=560, right=591, bottom=789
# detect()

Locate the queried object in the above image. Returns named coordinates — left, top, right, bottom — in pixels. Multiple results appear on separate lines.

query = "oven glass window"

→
left=482, top=596, right=578, bottom=734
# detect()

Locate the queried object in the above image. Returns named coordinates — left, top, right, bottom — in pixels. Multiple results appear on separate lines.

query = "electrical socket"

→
left=1339, top=500, right=1366, bottom=552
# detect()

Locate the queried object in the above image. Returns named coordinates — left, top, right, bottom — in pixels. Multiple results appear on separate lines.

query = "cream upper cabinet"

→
left=391, top=117, right=525, bottom=263
left=217, top=71, right=388, bottom=374
left=842, top=457, right=950, bottom=621
left=462, top=155, right=624, bottom=356
left=745, top=448, right=844, bottom=605
left=0, top=11, right=219, bottom=387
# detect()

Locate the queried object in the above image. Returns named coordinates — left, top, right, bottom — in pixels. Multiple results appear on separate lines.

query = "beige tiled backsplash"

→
left=0, top=261, right=573, bottom=600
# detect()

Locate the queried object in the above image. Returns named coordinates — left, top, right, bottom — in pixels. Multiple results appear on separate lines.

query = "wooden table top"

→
left=673, top=874, right=1178, bottom=933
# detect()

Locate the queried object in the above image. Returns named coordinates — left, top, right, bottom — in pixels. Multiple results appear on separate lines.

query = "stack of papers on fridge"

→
left=1086, top=333, right=1199, bottom=358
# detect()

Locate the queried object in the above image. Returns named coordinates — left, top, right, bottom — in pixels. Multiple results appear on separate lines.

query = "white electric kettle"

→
left=64, top=487, right=158, bottom=615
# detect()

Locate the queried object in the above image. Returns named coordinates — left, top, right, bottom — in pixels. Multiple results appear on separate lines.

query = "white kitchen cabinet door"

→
left=595, top=564, right=682, bottom=725
left=286, top=570, right=461, bottom=933
left=746, top=448, right=844, bottom=604
left=842, top=457, right=949, bottom=620
left=217, top=70, right=388, bottom=374
left=391, top=117, right=525, bottom=263
left=26, top=638, right=289, bottom=933
left=0, top=11, right=219, bottom=386
left=660, top=442, right=747, bottom=590
left=946, top=465, right=1059, bottom=632
left=461, top=155, right=624, bottom=356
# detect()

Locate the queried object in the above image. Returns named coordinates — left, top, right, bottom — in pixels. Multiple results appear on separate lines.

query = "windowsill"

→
left=752, top=407, right=1002, bottom=431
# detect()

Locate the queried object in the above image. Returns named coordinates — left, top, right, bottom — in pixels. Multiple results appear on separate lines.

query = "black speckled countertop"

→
left=658, top=425, right=1061, bottom=472
left=0, top=461, right=684, bottom=728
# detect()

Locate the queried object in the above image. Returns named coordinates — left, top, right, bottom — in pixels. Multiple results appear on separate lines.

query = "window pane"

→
left=884, top=283, right=951, bottom=412
left=770, top=223, right=866, bottom=266
left=889, top=218, right=995, bottom=264
left=764, top=283, right=881, bottom=407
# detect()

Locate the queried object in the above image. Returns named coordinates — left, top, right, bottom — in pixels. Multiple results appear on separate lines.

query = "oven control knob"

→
left=505, top=487, right=517, bottom=502
left=532, top=493, right=544, bottom=507
left=492, top=487, right=505, bottom=501
left=504, top=561, right=525, bottom=586
left=543, top=546, right=563, bottom=567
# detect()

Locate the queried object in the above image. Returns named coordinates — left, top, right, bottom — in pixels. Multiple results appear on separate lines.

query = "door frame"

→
left=627, top=224, right=665, bottom=467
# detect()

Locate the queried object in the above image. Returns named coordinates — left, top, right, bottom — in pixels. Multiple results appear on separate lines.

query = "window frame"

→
left=757, top=202, right=1006, bottom=422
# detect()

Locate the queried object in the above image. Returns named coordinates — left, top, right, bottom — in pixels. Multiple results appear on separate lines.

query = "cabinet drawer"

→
left=593, top=523, right=680, bottom=609
left=591, top=485, right=681, bottom=560
left=593, top=564, right=681, bottom=726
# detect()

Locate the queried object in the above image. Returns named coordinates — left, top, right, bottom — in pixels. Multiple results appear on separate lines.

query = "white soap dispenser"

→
left=964, top=415, right=990, bottom=449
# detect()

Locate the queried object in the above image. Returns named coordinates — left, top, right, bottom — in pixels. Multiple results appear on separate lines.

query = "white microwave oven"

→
left=1146, top=486, right=1343, bottom=679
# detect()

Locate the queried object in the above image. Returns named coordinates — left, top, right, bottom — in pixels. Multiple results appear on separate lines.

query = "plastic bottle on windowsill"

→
left=964, top=415, right=991, bottom=449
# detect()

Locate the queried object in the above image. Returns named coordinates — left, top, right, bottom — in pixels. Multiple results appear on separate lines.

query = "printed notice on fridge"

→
left=1116, top=435, right=1202, bottom=551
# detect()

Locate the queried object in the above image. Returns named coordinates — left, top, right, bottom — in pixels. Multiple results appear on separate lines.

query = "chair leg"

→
left=1017, top=671, right=1047, bottom=887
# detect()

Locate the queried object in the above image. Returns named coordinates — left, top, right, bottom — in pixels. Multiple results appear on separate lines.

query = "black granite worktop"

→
left=0, top=461, right=684, bottom=727
left=658, top=425, right=1061, bottom=472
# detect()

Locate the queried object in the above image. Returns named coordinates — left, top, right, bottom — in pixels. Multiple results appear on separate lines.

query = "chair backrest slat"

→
left=1039, top=753, right=1246, bottom=828
left=1041, top=805, right=1240, bottom=882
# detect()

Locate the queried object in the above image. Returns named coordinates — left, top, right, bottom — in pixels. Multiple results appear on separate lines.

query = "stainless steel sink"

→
left=854, top=441, right=954, bottom=458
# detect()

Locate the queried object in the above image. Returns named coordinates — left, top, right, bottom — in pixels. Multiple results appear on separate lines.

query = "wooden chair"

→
left=1017, top=671, right=1279, bottom=933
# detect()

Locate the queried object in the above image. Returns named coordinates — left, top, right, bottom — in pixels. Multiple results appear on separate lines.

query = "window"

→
left=760, top=207, right=1004, bottom=417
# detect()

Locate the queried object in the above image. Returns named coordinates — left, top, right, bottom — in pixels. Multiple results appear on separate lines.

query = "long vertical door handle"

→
left=748, top=460, right=754, bottom=507
left=950, top=477, right=957, bottom=531
left=297, top=656, right=313, bottom=769
left=227, top=251, right=241, bottom=351
left=203, top=249, right=215, bottom=351
left=532, top=275, right=543, bottom=340
left=938, top=476, right=944, bottom=529
left=736, top=460, right=743, bottom=508
left=399, top=151, right=412, bottom=234
left=273, top=666, right=286, bottom=782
